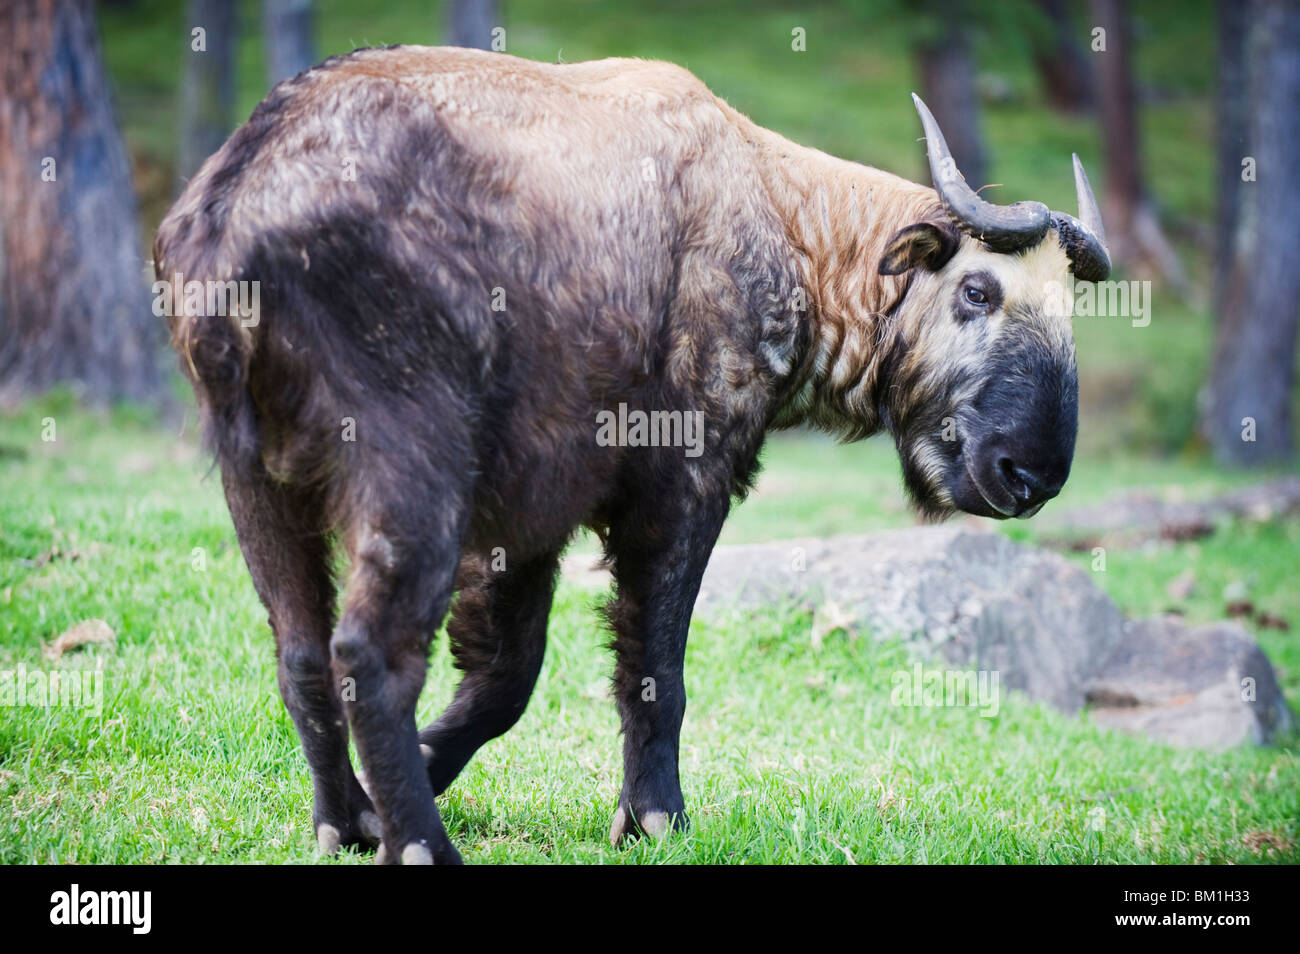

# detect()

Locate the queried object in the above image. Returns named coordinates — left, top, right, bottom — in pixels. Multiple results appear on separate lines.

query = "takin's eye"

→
left=955, top=270, right=1003, bottom=319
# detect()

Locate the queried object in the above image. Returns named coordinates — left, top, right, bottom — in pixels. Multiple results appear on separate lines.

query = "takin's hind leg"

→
left=220, top=467, right=381, bottom=855
left=332, top=504, right=470, bottom=865
left=418, top=549, right=561, bottom=796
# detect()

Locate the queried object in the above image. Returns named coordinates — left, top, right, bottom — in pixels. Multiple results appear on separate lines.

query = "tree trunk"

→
left=445, top=0, right=500, bottom=51
left=0, top=0, right=167, bottom=408
left=263, top=0, right=315, bottom=87
left=915, top=1, right=987, bottom=191
left=1092, top=0, right=1141, bottom=233
left=1089, top=0, right=1185, bottom=283
left=1203, top=0, right=1300, bottom=465
left=178, top=0, right=236, bottom=186
left=1213, top=0, right=1248, bottom=318
left=1031, top=0, right=1094, bottom=113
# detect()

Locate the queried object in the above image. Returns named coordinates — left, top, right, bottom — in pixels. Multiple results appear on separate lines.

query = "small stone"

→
left=1166, top=568, right=1197, bottom=601
left=1223, top=580, right=1249, bottom=601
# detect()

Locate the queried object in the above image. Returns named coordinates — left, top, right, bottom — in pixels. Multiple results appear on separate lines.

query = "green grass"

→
left=1, top=397, right=1296, bottom=864
left=725, top=429, right=1300, bottom=706
left=4, top=0, right=1293, bottom=865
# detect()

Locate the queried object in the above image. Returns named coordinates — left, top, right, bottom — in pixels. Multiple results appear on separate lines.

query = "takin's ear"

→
left=878, top=221, right=961, bottom=275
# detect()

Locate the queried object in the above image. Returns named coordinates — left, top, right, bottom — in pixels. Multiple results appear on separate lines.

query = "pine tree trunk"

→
left=1031, top=0, right=1094, bottom=113
left=178, top=0, right=236, bottom=185
left=1090, top=0, right=1185, bottom=284
left=264, top=0, right=315, bottom=87
left=1092, top=0, right=1142, bottom=254
left=1204, top=0, right=1300, bottom=465
left=446, top=0, right=500, bottom=51
left=1213, top=0, right=1248, bottom=318
left=915, top=0, right=987, bottom=191
left=0, top=0, right=167, bottom=408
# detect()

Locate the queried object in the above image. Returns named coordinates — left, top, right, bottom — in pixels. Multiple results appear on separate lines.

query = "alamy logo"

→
left=50, top=884, right=151, bottom=934
left=0, top=664, right=103, bottom=715
left=1043, top=274, right=1152, bottom=328
left=151, top=272, right=260, bottom=327
left=595, top=403, right=705, bottom=458
left=890, top=663, right=1001, bottom=717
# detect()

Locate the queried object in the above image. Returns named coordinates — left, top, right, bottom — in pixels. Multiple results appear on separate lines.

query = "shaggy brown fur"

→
left=155, top=46, right=1085, bottom=863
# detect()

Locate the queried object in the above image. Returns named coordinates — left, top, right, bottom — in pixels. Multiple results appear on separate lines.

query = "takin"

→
left=154, top=46, right=1110, bottom=864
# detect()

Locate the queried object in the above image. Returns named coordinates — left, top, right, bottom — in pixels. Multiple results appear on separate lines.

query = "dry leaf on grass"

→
left=44, top=619, right=115, bottom=660
left=811, top=600, right=857, bottom=652
left=1242, top=830, right=1292, bottom=856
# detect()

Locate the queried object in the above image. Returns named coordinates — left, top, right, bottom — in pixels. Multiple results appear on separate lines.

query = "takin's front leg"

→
left=605, top=491, right=729, bottom=845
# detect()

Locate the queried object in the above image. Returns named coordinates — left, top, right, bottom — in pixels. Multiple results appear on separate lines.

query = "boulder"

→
left=1085, top=616, right=1292, bottom=749
left=693, top=525, right=1125, bottom=714
left=1035, top=476, right=1300, bottom=545
left=565, top=525, right=1293, bottom=748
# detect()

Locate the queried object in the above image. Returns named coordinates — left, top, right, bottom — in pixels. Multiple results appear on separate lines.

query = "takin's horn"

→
left=911, top=92, right=1050, bottom=252
left=911, top=94, right=1111, bottom=280
left=1049, top=155, right=1112, bottom=282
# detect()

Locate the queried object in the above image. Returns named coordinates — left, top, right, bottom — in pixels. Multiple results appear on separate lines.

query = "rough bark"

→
left=0, top=0, right=167, bottom=407
left=445, top=0, right=500, bottom=52
left=263, top=0, right=315, bottom=87
left=1031, top=0, right=1094, bottom=113
left=1089, top=0, right=1185, bottom=284
left=178, top=0, right=236, bottom=185
left=1213, top=0, right=1248, bottom=318
left=1204, top=0, right=1300, bottom=465
left=915, top=0, right=987, bottom=191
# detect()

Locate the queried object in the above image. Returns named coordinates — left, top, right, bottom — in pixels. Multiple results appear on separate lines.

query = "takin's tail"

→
left=154, top=229, right=263, bottom=483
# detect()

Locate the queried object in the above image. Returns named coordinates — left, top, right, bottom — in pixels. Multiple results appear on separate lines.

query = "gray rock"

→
left=1036, top=476, right=1300, bottom=540
left=564, top=525, right=1292, bottom=749
left=1086, top=616, right=1292, bottom=749
left=693, top=525, right=1125, bottom=714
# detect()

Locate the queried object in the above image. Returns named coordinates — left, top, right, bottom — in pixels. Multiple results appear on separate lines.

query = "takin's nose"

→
left=991, top=451, right=1067, bottom=516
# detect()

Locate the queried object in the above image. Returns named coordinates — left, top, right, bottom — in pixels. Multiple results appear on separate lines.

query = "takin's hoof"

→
left=359, top=810, right=383, bottom=843
left=608, top=805, right=688, bottom=846
left=374, top=838, right=464, bottom=865
left=316, top=823, right=343, bottom=855
left=375, top=842, right=433, bottom=865
left=315, top=808, right=383, bottom=855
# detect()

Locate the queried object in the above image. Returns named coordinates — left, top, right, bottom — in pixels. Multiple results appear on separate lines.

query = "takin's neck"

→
left=718, top=100, right=941, bottom=439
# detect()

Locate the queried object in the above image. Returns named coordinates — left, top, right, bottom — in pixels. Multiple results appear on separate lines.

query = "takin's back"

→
left=155, top=46, right=805, bottom=540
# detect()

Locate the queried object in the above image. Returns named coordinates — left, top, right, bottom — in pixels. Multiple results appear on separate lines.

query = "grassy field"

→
left=1, top=0, right=1295, bottom=864
left=1, top=398, right=1296, bottom=864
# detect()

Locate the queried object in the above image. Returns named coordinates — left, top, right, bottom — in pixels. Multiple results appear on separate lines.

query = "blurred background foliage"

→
left=82, top=0, right=1287, bottom=458
left=2, top=1, right=1297, bottom=866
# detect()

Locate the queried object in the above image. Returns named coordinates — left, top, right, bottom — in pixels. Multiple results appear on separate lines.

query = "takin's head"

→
left=877, top=95, right=1110, bottom=522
